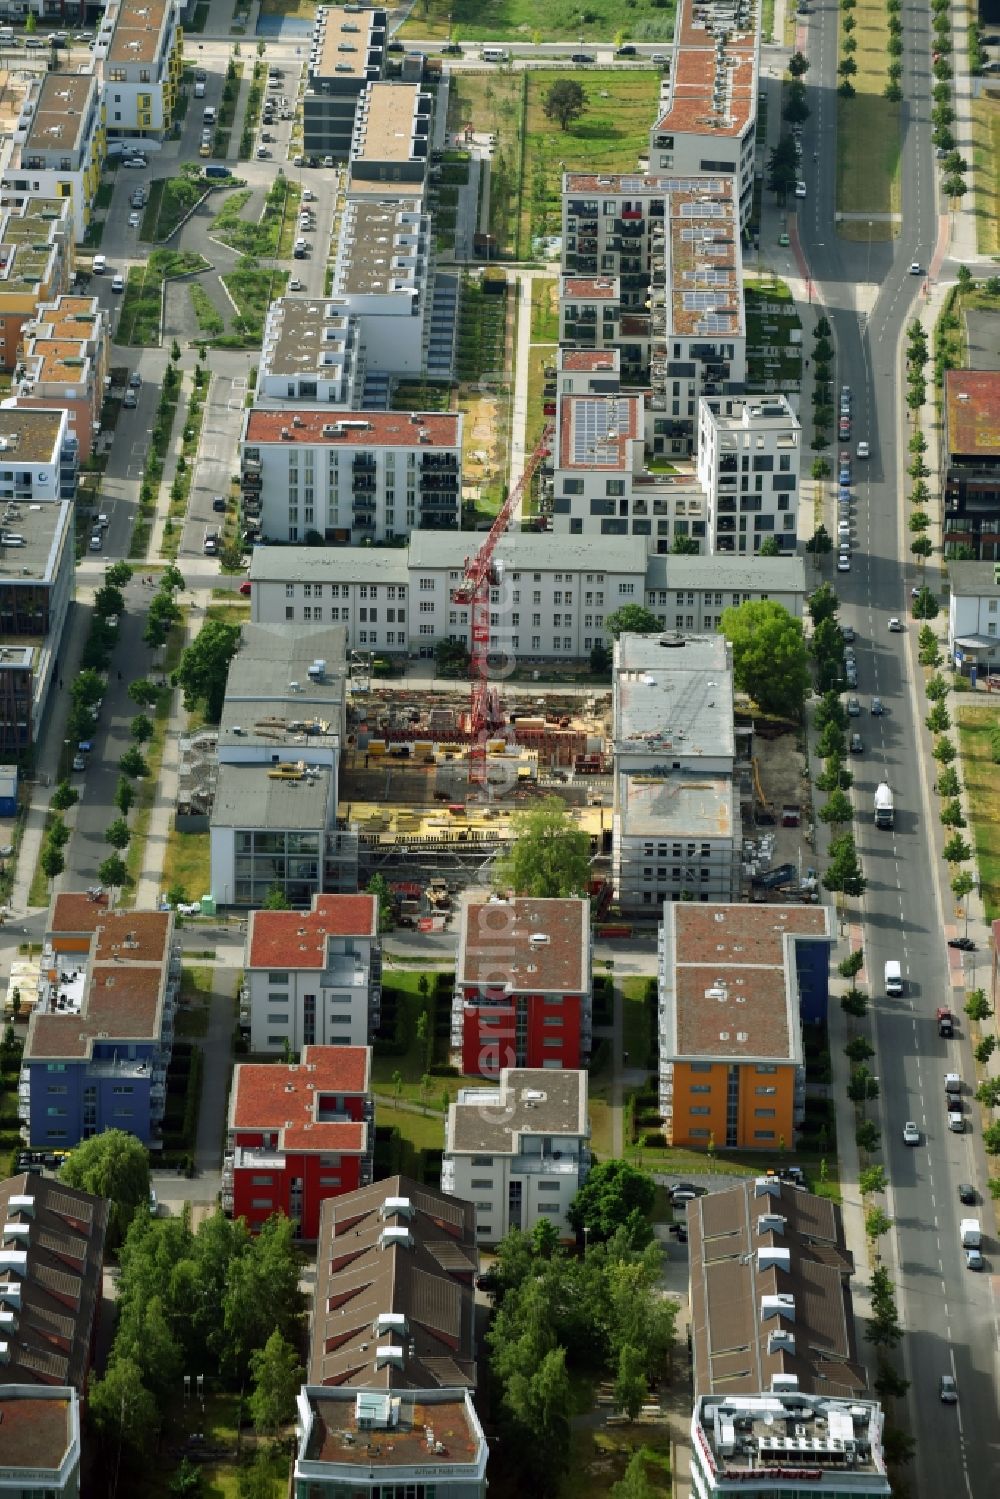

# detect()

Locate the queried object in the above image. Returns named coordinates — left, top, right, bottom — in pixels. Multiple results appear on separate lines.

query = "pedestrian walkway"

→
left=193, top=981, right=238, bottom=1172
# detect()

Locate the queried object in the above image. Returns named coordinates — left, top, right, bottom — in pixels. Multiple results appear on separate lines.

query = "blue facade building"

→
left=19, top=898, right=179, bottom=1151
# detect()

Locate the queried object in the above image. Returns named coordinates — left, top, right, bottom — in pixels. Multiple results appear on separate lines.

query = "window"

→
left=689, top=1106, right=710, bottom=1115
left=471, top=1155, right=494, bottom=1166
left=755, top=1064, right=777, bottom=1073
left=755, top=1086, right=777, bottom=1096
left=251, top=1197, right=275, bottom=1209
left=753, top=1130, right=776, bottom=1140
left=419, top=577, right=435, bottom=591
left=251, top=1175, right=275, bottom=1185
left=470, top=1178, right=493, bottom=1188
left=755, top=1108, right=776, bottom=1118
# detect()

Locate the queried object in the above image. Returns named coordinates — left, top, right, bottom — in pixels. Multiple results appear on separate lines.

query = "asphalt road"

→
left=795, top=6, right=1000, bottom=1493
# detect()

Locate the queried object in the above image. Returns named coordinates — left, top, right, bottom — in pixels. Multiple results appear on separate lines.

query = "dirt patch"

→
left=459, top=391, right=503, bottom=496
left=752, top=728, right=816, bottom=868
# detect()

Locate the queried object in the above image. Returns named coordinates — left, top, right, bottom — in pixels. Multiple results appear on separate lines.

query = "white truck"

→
left=874, top=781, right=894, bottom=829
left=960, top=1218, right=982, bottom=1248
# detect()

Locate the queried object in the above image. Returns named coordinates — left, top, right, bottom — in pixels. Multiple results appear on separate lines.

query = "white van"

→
left=0, top=26, right=14, bottom=43
left=92, top=253, right=106, bottom=274
left=480, top=46, right=510, bottom=62
left=884, top=960, right=903, bottom=997
left=194, top=80, right=206, bottom=98
left=203, top=106, right=216, bottom=124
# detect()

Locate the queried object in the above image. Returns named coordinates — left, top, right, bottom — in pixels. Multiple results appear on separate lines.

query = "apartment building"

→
left=0, top=198, right=74, bottom=372
left=19, top=900, right=179, bottom=1149
left=0, top=499, right=74, bottom=755
left=302, top=5, right=386, bottom=159
left=209, top=624, right=357, bottom=907
left=95, top=0, right=183, bottom=138
left=452, top=898, right=592, bottom=1078
left=13, top=293, right=110, bottom=460
left=244, top=893, right=381, bottom=1055
left=2, top=72, right=105, bottom=243
left=559, top=275, right=621, bottom=349
left=657, top=902, right=833, bottom=1145
left=943, top=369, right=1000, bottom=558
left=0, top=1173, right=108, bottom=1394
left=329, top=199, right=433, bottom=375
left=347, top=80, right=430, bottom=197
left=240, top=408, right=461, bottom=544
left=647, top=0, right=760, bottom=229
left=223, top=1045, right=373, bottom=1238
left=0, top=1387, right=81, bottom=1499
left=697, top=394, right=801, bottom=555
left=561, top=173, right=746, bottom=454
left=556, top=344, right=622, bottom=396
left=644, top=553, right=806, bottom=631
left=947, top=558, right=1000, bottom=678
left=442, top=1068, right=590, bottom=1245
left=0, top=407, right=77, bottom=503
left=612, top=632, right=740, bottom=909
left=254, top=297, right=363, bottom=409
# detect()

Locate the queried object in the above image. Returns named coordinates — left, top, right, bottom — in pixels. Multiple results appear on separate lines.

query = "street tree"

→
left=115, top=775, right=135, bottom=817
left=908, top=510, right=930, bottom=533
left=160, top=563, right=186, bottom=594
left=818, top=789, right=853, bottom=827
left=932, top=735, right=956, bottom=764
left=975, top=1078, right=1000, bottom=1109
left=865, top=1207, right=893, bottom=1242
left=144, top=590, right=180, bottom=650
left=942, top=833, right=971, bottom=864
left=176, top=619, right=241, bottom=722
left=823, top=832, right=866, bottom=897
left=719, top=600, right=810, bottom=718
left=845, top=1035, right=875, bottom=1064
left=913, top=587, right=939, bottom=620
left=71, top=668, right=106, bottom=709
left=40, top=842, right=64, bottom=882
left=815, top=692, right=848, bottom=733
left=48, top=817, right=69, bottom=849
left=120, top=746, right=150, bottom=779
left=99, top=855, right=130, bottom=890
left=848, top=1065, right=879, bottom=1104
left=543, top=79, right=587, bottom=130
left=496, top=799, right=591, bottom=898
left=952, top=868, right=975, bottom=903
left=788, top=50, right=810, bottom=76
left=841, top=988, right=868, bottom=1018
left=128, top=677, right=161, bottom=709
left=604, top=604, right=661, bottom=638
left=966, top=988, right=992, bottom=1022
left=568, top=1160, right=655, bottom=1247
left=937, top=766, right=961, bottom=797
left=50, top=780, right=79, bottom=813
left=60, top=1129, right=150, bottom=1246
left=805, top=524, right=833, bottom=555
left=130, top=713, right=154, bottom=743
left=838, top=946, right=865, bottom=978
left=811, top=457, right=831, bottom=480
left=925, top=672, right=949, bottom=700
left=984, top=1123, right=1000, bottom=1154
left=808, top=582, right=840, bottom=626
left=249, top=1329, right=303, bottom=1436
left=856, top=1119, right=880, bottom=1153
left=93, top=583, right=125, bottom=619
left=859, top=1165, right=888, bottom=1195
left=105, top=818, right=131, bottom=851
left=926, top=701, right=951, bottom=734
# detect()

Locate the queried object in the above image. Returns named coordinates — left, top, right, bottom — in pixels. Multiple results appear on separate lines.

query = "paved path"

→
left=193, top=974, right=238, bottom=1172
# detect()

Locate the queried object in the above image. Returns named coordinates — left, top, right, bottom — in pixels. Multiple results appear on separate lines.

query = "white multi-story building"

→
left=947, top=559, right=1000, bottom=677
left=248, top=534, right=806, bottom=661
left=647, top=0, right=761, bottom=229
left=13, top=293, right=110, bottom=461
left=2, top=72, right=105, bottom=242
left=0, top=407, right=77, bottom=502
left=302, top=5, right=387, bottom=159
left=612, top=632, right=740, bottom=909
left=254, top=298, right=363, bottom=408
left=347, top=81, right=431, bottom=198
left=441, top=1068, right=590, bottom=1245
left=95, top=0, right=183, bottom=139
left=691, top=1396, right=890, bottom=1499
left=330, top=199, right=431, bottom=375
left=245, top=893, right=381, bottom=1054
left=239, top=407, right=461, bottom=544
left=697, top=395, right=801, bottom=555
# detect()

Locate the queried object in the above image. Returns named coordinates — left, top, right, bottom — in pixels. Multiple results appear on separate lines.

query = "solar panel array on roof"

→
left=680, top=201, right=727, bottom=218
left=682, top=291, right=732, bottom=309
left=573, top=398, right=626, bottom=466
left=684, top=268, right=732, bottom=285
left=697, top=313, right=738, bottom=332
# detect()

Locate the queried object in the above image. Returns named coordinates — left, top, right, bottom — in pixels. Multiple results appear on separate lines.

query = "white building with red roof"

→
left=223, top=1044, right=372, bottom=1238
left=245, top=894, right=381, bottom=1054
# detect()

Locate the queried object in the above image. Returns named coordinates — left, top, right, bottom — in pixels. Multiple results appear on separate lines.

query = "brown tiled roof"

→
left=231, top=1045, right=370, bottom=1154
left=457, top=898, right=590, bottom=997
left=652, top=0, right=757, bottom=139
left=0, top=1391, right=75, bottom=1472
left=945, top=370, right=1000, bottom=458
left=28, top=966, right=164, bottom=1060
left=0, top=1175, right=108, bottom=1394
left=49, top=892, right=111, bottom=934
left=244, top=409, right=460, bottom=449
left=309, top=1176, right=477, bottom=1390
left=248, top=895, right=378, bottom=970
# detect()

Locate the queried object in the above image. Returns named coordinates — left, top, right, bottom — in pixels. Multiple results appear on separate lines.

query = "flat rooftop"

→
left=334, top=201, right=425, bottom=295
left=458, top=898, right=591, bottom=997
left=653, top=0, right=758, bottom=140
left=695, top=1395, right=888, bottom=1488
left=354, top=81, right=424, bottom=163
left=104, top=0, right=174, bottom=68
left=0, top=499, right=71, bottom=584
left=244, top=408, right=458, bottom=449
left=22, top=73, right=96, bottom=156
left=301, top=1388, right=485, bottom=1475
left=248, top=532, right=647, bottom=582
left=644, top=553, right=806, bottom=596
left=614, top=633, right=734, bottom=759
left=562, top=276, right=620, bottom=301
left=0, top=407, right=65, bottom=464
left=259, top=298, right=356, bottom=380
left=247, top=894, right=378, bottom=969
left=20, top=338, right=92, bottom=389
left=312, top=5, right=384, bottom=82
left=948, top=559, right=1000, bottom=596
left=249, top=545, right=409, bottom=587
left=945, top=369, right=1000, bottom=458
left=212, top=761, right=334, bottom=831
left=231, top=1044, right=369, bottom=1153
left=620, top=770, right=734, bottom=840
left=0, top=202, right=68, bottom=298
left=448, top=1067, right=588, bottom=1153
left=32, top=295, right=103, bottom=340
left=667, top=183, right=743, bottom=339
left=560, top=349, right=620, bottom=373
left=0, top=1390, right=77, bottom=1475
left=558, top=393, right=642, bottom=471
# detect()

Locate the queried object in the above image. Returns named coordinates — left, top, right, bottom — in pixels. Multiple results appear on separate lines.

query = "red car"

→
left=239, top=580, right=251, bottom=596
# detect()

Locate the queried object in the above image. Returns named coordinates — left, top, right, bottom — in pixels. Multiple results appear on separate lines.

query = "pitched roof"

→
left=309, top=1176, right=477, bottom=1390
left=247, top=894, right=378, bottom=970
left=0, top=1175, right=108, bottom=1393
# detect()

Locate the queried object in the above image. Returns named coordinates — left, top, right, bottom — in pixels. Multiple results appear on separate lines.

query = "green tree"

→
left=788, top=50, right=810, bottom=77
left=815, top=692, right=848, bottom=734
left=670, top=533, right=701, bottom=554
left=976, top=1078, right=1000, bottom=1108
left=939, top=798, right=966, bottom=828
left=845, top=1036, right=874, bottom=1064
left=71, top=667, right=106, bottom=710
left=221, top=1214, right=305, bottom=1379
left=249, top=1329, right=303, bottom=1436
left=130, top=713, right=154, bottom=743
left=105, top=817, right=131, bottom=851
left=128, top=677, right=161, bottom=709
left=823, top=832, right=866, bottom=897
left=926, top=700, right=951, bottom=733
left=613, top=1342, right=647, bottom=1420
left=611, top=1450, right=659, bottom=1499
left=604, top=604, right=661, bottom=639
left=88, top=1356, right=159, bottom=1456
left=366, top=872, right=393, bottom=929
left=819, top=789, right=853, bottom=827
left=720, top=600, right=810, bottom=718
left=568, top=1160, right=654, bottom=1247
left=966, top=988, right=992, bottom=1023
left=99, top=855, right=130, bottom=889
left=942, top=833, right=971, bottom=864
left=94, top=583, right=125, bottom=619
left=263, top=884, right=289, bottom=910
left=848, top=1065, right=879, bottom=1104
left=40, top=841, right=64, bottom=882
left=806, top=525, right=833, bottom=557
left=856, top=1119, right=880, bottom=1153
left=542, top=79, right=587, bottom=130
left=176, top=619, right=241, bottom=722
left=865, top=1206, right=893, bottom=1242
left=144, top=591, right=180, bottom=650
left=925, top=672, right=950, bottom=700
left=859, top=1165, right=887, bottom=1195
left=47, top=817, right=70, bottom=849
left=952, top=869, right=975, bottom=903
left=115, top=775, right=135, bottom=817
left=589, top=639, right=611, bottom=674
left=841, top=987, right=868, bottom=1019
left=50, top=779, right=79, bottom=813
left=496, top=798, right=591, bottom=898
left=237, top=1452, right=277, bottom=1499
left=933, top=736, right=956, bottom=764
left=838, top=947, right=864, bottom=979
left=120, top=745, right=150, bottom=779
left=60, top=1130, right=150, bottom=1246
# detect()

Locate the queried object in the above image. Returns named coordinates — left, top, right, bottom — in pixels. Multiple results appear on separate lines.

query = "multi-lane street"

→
left=794, top=5, right=999, bottom=1494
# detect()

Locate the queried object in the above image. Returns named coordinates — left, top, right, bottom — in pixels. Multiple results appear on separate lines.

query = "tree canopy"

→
left=605, top=605, right=660, bottom=639
left=720, top=599, right=811, bottom=718
left=176, top=618, right=241, bottom=722
left=543, top=79, right=587, bottom=130
left=59, top=1130, right=150, bottom=1247
left=496, top=798, right=590, bottom=897
left=567, top=1159, right=655, bottom=1247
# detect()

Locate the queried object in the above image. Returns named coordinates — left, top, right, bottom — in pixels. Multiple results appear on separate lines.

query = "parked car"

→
left=212, top=495, right=227, bottom=512
left=948, top=936, right=975, bottom=950
left=239, top=579, right=252, bottom=596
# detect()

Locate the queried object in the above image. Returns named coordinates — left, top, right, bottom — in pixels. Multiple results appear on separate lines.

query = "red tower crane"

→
left=451, top=423, right=554, bottom=791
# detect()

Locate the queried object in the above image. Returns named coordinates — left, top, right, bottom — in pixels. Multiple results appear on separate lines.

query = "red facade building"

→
left=223, top=1045, right=372, bottom=1239
left=452, top=898, right=592, bottom=1078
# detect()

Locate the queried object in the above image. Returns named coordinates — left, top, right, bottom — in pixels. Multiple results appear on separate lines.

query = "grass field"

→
left=972, top=97, right=1000, bottom=256
left=531, top=276, right=559, bottom=340
left=563, top=1430, right=670, bottom=1499
left=744, top=276, right=804, bottom=385
left=161, top=829, right=211, bottom=907
left=221, top=265, right=290, bottom=340
left=621, top=976, right=654, bottom=1074
left=119, top=251, right=210, bottom=346
left=142, top=172, right=210, bottom=242
left=957, top=704, right=1000, bottom=922
left=447, top=69, right=658, bottom=256
left=400, top=0, right=677, bottom=43
left=835, top=0, right=901, bottom=232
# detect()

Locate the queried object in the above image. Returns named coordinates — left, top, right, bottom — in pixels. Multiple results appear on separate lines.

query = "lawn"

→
left=221, top=265, right=290, bottom=342
left=190, top=283, right=225, bottom=338
left=744, top=276, right=804, bottom=385
left=212, top=178, right=297, bottom=258
left=531, top=276, right=560, bottom=341
left=142, top=172, right=212, bottom=241
left=957, top=704, right=1000, bottom=922
left=972, top=96, right=1000, bottom=256
left=118, top=251, right=210, bottom=347
left=162, top=829, right=211, bottom=907
left=621, top=976, right=654, bottom=1074
left=139, top=1394, right=289, bottom=1499
left=563, top=1429, right=670, bottom=1499
left=400, top=0, right=677, bottom=43
left=835, top=0, right=901, bottom=233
